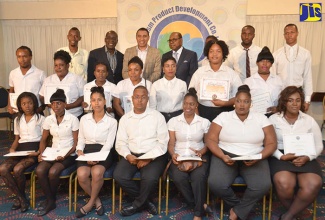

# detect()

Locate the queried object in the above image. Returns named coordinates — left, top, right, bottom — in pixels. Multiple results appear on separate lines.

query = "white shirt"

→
left=168, top=113, right=210, bottom=156
left=9, top=65, right=46, bottom=106
left=214, top=110, right=271, bottom=155
left=58, top=47, right=89, bottom=81
left=244, top=73, right=284, bottom=112
left=189, top=64, right=243, bottom=107
left=149, top=77, right=187, bottom=112
left=116, top=108, right=169, bottom=159
left=136, top=46, right=148, bottom=66
left=84, top=79, right=116, bottom=108
left=226, top=44, right=262, bottom=82
left=199, top=57, right=209, bottom=67
left=40, top=72, right=85, bottom=117
left=42, top=110, right=79, bottom=150
left=76, top=113, right=117, bottom=152
left=173, top=47, right=183, bottom=62
left=14, top=114, right=45, bottom=143
left=269, top=111, right=323, bottom=161
left=112, top=78, right=152, bottom=110
left=272, top=44, right=313, bottom=102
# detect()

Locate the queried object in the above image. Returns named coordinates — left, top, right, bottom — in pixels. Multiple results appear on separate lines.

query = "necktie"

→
left=244, top=48, right=250, bottom=78
left=173, top=51, right=178, bottom=63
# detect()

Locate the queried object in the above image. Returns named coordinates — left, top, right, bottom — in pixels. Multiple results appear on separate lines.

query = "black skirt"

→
left=16, top=142, right=40, bottom=151
left=77, top=144, right=113, bottom=169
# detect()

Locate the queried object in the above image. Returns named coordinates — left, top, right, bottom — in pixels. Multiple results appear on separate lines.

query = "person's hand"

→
left=76, top=150, right=84, bottom=157
left=304, top=102, right=310, bottom=112
left=106, top=107, right=113, bottom=113
left=87, top=161, right=99, bottom=165
left=126, top=154, right=138, bottom=165
left=292, top=156, right=309, bottom=167
left=211, top=99, right=224, bottom=107
left=243, top=160, right=259, bottom=166
left=56, top=156, right=64, bottom=161
left=137, top=159, right=151, bottom=169
left=28, top=151, right=40, bottom=157
left=190, top=147, right=203, bottom=158
left=9, top=148, right=15, bottom=153
left=81, top=102, right=88, bottom=108
left=171, top=153, right=179, bottom=165
left=38, top=154, right=44, bottom=162
left=266, top=106, right=277, bottom=113
left=7, top=105, right=17, bottom=114
left=280, top=153, right=297, bottom=161
left=221, top=154, right=235, bottom=166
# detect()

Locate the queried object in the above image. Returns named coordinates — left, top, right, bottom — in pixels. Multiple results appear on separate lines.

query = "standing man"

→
left=58, top=27, right=89, bottom=81
left=8, top=46, right=46, bottom=114
left=162, top=32, right=198, bottom=86
left=272, top=23, right=313, bottom=111
left=122, top=28, right=161, bottom=83
left=87, top=30, right=124, bottom=84
left=114, top=85, right=168, bottom=217
left=226, top=25, right=262, bottom=82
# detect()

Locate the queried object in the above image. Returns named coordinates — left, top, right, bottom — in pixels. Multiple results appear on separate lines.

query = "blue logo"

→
left=300, top=3, right=322, bottom=22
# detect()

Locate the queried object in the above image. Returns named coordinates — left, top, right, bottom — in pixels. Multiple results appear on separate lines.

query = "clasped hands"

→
left=280, top=153, right=309, bottom=167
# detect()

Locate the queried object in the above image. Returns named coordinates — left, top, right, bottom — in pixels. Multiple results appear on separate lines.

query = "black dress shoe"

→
left=75, top=207, right=91, bottom=218
left=204, top=204, right=213, bottom=216
left=96, top=204, right=104, bottom=216
left=11, top=200, right=21, bottom=210
left=37, top=203, right=56, bottom=216
left=35, top=200, right=47, bottom=211
left=20, top=200, right=29, bottom=213
left=120, top=205, right=138, bottom=216
left=145, top=201, right=157, bottom=215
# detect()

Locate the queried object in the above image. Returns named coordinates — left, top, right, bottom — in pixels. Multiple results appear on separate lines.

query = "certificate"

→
left=199, top=78, right=230, bottom=101
left=44, top=84, right=70, bottom=104
left=177, top=155, right=202, bottom=161
left=9, top=93, right=19, bottom=112
left=283, top=133, right=316, bottom=156
left=83, top=87, right=111, bottom=111
left=231, top=154, right=262, bottom=161
left=251, top=92, right=272, bottom=114
left=41, top=147, right=71, bottom=161
left=76, top=151, right=110, bottom=161
left=4, top=150, right=35, bottom=157
left=122, top=96, right=133, bottom=114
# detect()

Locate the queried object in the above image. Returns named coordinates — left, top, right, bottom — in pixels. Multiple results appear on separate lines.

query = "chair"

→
left=219, top=176, right=272, bottom=220
left=31, top=164, right=77, bottom=211
left=118, top=171, right=162, bottom=214
left=0, top=86, right=14, bottom=139
left=321, top=96, right=325, bottom=132
left=73, top=163, right=116, bottom=214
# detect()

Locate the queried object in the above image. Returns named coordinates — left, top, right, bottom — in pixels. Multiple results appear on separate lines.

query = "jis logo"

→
left=300, top=3, right=322, bottom=22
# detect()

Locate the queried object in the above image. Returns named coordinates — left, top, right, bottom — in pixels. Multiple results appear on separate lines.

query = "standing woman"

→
left=269, top=86, right=323, bottom=220
left=206, top=85, right=276, bottom=220
left=75, top=86, right=117, bottom=218
left=150, top=56, right=187, bottom=122
left=167, top=88, right=211, bottom=219
left=189, top=40, right=242, bottom=122
left=0, top=92, right=44, bottom=212
left=35, top=89, right=79, bottom=216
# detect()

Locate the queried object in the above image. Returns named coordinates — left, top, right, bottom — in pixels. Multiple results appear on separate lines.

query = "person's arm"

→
left=38, top=129, right=50, bottom=162
left=61, top=130, right=78, bottom=160
left=87, top=51, right=96, bottom=83
left=149, top=84, right=157, bottom=109
left=260, top=125, right=277, bottom=159
left=113, top=97, right=124, bottom=117
left=9, top=135, right=20, bottom=152
left=168, top=130, right=179, bottom=164
left=122, top=48, right=130, bottom=79
left=101, top=118, right=118, bottom=152
left=211, top=97, right=235, bottom=107
left=7, top=87, right=17, bottom=114
left=66, top=96, right=84, bottom=110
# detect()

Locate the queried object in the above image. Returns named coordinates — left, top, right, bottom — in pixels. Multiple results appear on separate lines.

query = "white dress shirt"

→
left=225, top=44, right=262, bottom=82
left=244, top=73, right=284, bottom=111
left=42, top=110, right=79, bottom=150
left=116, top=108, right=169, bottom=159
left=173, top=47, right=183, bottom=63
left=9, top=65, right=46, bottom=106
left=40, top=72, right=85, bottom=117
left=58, top=47, right=89, bottom=81
left=76, top=113, right=117, bottom=152
left=14, top=114, right=45, bottom=143
left=149, top=77, right=187, bottom=112
left=269, top=111, right=323, bottom=161
left=214, top=110, right=271, bottom=155
left=136, top=46, right=148, bottom=66
left=272, top=44, right=313, bottom=102
left=168, top=113, right=210, bottom=156
left=84, top=79, right=116, bottom=108
left=189, top=64, right=243, bottom=107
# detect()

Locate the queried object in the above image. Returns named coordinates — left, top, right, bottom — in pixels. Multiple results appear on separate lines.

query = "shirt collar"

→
left=285, top=43, right=298, bottom=50
left=280, top=110, right=305, bottom=120
left=163, top=76, right=176, bottom=85
left=173, top=46, right=183, bottom=55
left=231, top=110, right=253, bottom=120
left=87, top=112, right=110, bottom=123
left=105, top=46, right=117, bottom=55
left=240, top=44, right=254, bottom=50
left=177, top=113, right=202, bottom=125
left=128, top=107, right=151, bottom=119
left=136, top=45, right=148, bottom=52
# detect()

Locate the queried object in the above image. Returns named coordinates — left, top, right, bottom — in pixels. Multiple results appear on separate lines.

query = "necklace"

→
left=284, top=115, right=297, bottom=125
left=284, top=45, right=299, bottom=63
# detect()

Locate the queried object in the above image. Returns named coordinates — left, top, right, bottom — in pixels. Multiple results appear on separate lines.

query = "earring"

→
left=233, top=104, right=235, bottom=108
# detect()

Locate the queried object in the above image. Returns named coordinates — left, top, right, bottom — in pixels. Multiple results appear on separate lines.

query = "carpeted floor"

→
left=0, top=130, right=324, bottom=220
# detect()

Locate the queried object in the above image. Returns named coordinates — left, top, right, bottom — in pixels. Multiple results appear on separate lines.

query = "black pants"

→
left=198, top=104, right=234, bottom=122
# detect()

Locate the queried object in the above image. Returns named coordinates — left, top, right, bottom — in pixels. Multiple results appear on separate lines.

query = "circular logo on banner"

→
left=150, top=14, right=211, bottom=61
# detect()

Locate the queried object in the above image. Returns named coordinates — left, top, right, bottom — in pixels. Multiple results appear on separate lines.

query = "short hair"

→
left=277, top=86, right=305, bottom=113
left=16, top=92, right=40, bottom=124
left=54, top=50, right=71, bottom=64
left=136, top=27, right=149, bottom=36
left=205, top=35, right=218, bottom=43
left=204, top=40, right=229, bottom=62
left=16, top=46, right=32, bottom=56
left=236, top=85, right=251, bottom=98
left=284, top=24, right=298, bottom=32
left=128, top=56, right=143, bottom=69
left=133, top=85, right=148, bottom=95
left=242, top=25, right=255, bottom=33
left=95, top=62, right=109, bottom=72
left=69, top=27, right=80, bottom=32
left=184, top=88, right=198, bottom=103
left=162, top=56, right=176, bottom=66
left=50, top=89, right=67, bottom=103
left=172, top=32, right=182, bottom=39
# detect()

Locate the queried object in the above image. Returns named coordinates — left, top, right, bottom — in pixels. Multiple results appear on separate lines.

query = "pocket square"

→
left=183, top=60, right=188, bottom=63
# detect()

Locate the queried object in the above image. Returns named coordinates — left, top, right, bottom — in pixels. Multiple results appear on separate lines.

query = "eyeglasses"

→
left=167, top=38, right=182, bottom=43
left=133, top=96, right=148, bottom=101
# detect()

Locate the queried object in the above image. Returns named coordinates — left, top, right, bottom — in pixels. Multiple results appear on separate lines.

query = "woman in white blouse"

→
left=269, top=86, right=323, bottom=220
left=0, top=92, right=44, bottom=212
left=35, top=89, right=79, bottom=216
left=206, top=85, right=276, bottom=220
left=150, top=56, right=187, bottom=122
left=75, top=86, right=117, bottom=218
left=112, top=56, right=152, bottom=118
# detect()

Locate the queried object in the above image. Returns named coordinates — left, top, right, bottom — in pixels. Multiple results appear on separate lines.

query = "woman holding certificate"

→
left=206, top=85, right=277, bottom=220
left=150, top=56, right=187, bottom=122
left=189, top=40, right=242, bottom=122
left=0, top=92, right=44, bottom=212
left=35, top=89, right=79, bottom=216
left=167, top=88, right=211, bottom=219
left=269, top=86, right=323, bottom=220
left=75, top=86, right=117, bottom=218
left=112, top=56, right=152, bottom=118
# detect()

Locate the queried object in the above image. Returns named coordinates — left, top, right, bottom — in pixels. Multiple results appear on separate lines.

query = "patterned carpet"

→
left=0, top=130, right=324, bottom=220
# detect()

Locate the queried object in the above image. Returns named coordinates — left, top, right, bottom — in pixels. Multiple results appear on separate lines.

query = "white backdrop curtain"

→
left=1, top=18, right=117, bottom=85
left=247, top=14, right=325, bottom=93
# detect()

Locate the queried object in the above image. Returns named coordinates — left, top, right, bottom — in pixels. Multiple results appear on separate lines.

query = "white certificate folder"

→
left=283, top=133, right=316, bottom=156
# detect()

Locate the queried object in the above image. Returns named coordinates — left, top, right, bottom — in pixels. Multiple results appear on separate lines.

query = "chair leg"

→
left=262, top=195, right=266, bottom=220
left=220, top=199, right=224, bottom=220
left=268, top=187, right=272, bottom=220
left=68, top=172, right=76, bottom=212
left=119, top=187, right=122, bottom=211
left=30, top=171, right=34, bottom=208
left=112, top=179, right=115, bottom=214
left=32, top=172, right=36, bottom=208
left=313, top=199, right=317, bottom=220
left=165, top=175, right=169, bottom=215
left=158, top=177, right=161, bottom=214
left=206, top=183, right=209, bottom=205
left=74, top=175, right=78, bottom=212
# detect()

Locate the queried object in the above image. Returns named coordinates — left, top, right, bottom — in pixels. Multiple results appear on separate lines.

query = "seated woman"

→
left=112, top=56, right=152, bottom=118
left=167, top=88, right=211, bottom=220
left=269, top=86, right=323, bottom=220
left=75, top=86, right=117, bottom=218
left=0, top=92, right=44, bottom=212
left=206, top=85, right=277, bottom=220
left=35, top=89, right=79, bottom=216
left=149, top=56, right=187, bottom=122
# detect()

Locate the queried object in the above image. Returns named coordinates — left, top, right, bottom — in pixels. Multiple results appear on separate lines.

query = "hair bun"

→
left=49, top=88, right=66, bottom=103
left=91, top=86, right=104, bottom=93
left=188, top=88, right=197, bottom=95
left=237, top=85, right=250, bottom=93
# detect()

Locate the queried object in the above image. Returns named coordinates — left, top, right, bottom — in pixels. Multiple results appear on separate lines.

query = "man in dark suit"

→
left=162, top=32, right=198, bottom=87
left=87, top=30, right=124, bottom=84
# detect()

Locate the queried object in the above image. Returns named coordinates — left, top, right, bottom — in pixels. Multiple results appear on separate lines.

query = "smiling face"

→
left=54, top=58, right=69, bottom=79
left=20, top=97, right=34, bottom=115
left=208, top=44, right=223, bottom=65
left=105, top=31, right=118, bottom=51
left=136, top=30, right=149, bottom=49
left=257, top=59, right=272, bottom=75
left=16, top=49, right=32, bottom=69
left=90, top=92, right=105, bottom=113
left=67, top=29, right=81, bottom=47
left=51, top=101, right=66, bottom=116
left=128, top=63, right=142, bottom=84
left=94, top=64, right=108, bottom=84
left=285, top=92, right=301, bottom=115
left=163, top=59, right=176, bottom=80
left=183, top=95, right=198, bottom=117
left=234, top=92, right=251, bottom=117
